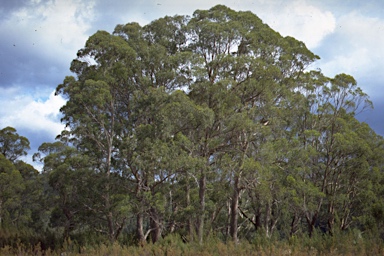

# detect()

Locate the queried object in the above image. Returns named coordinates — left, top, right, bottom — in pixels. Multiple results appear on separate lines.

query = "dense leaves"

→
left=0, top=126, right=30, bottom=163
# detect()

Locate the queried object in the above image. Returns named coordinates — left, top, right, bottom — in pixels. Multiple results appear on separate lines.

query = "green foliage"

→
left=0, top=154, right=25, bottom=228
left=0, top=126, right=30, bottom=162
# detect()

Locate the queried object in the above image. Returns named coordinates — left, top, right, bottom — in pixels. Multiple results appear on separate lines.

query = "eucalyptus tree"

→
left=0, top=126, right=30, bottom=163
left=45, top=4, right=381, bottom=245
left=0, top=153, right=24, bottom=228
left=0, top=127, right=43, bottom=231
left=55, top=30, right=136, bottom=242
left=317, top=74, right=373, bottom=233
left=34, top=142, right=89, bottom=238
left=361, top=136, right=384, bottom=236
left=325, top=117, right=375, bottom=232
left=13, top=161, right=45, bottom=231
left=184, top=5, right=320, bottom=242
left=112, top=19, right=200, bottom=243
left=283, top=71, right=374, bottom=236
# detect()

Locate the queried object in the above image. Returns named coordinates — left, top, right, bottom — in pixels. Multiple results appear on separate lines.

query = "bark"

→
left=105, top=126, right=115, bottom=242
left=0, top=199, right=2, bottom=227
left=137, top=213, right=145, bottom=246
left=264, top=202, right=271, bottom=238
left=150, top=207, right=161, bottom=243
left=197, top=171, right=206, bottom=244
left=63, top=207, right=75, bottom=239
left=290, top=214, right=301, bottom=236
left=306, top=212, right=317, bottom=238
left=186, top=182, right=194, bottom=241
left=114, top=217, right=126, bottom=241
left=255, top=207, right=262, bottom=230
left=229, top=135, right=248, bottom=242
left=328, top=202, right=335, bottom=234
left=107, top=210, right=114, bottom=242
left=229, top=175, right=240, bottom=242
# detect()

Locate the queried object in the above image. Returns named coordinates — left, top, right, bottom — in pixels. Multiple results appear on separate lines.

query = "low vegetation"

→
left=0, top=231, right=383, bottom=255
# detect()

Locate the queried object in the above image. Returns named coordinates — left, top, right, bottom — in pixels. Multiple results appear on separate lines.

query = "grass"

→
left=0, top=232, right=383, bottom=255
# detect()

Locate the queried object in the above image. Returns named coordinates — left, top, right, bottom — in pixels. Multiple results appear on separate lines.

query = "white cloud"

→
left=0, top=89, right=66, bottom=138
left=93, top=0, right=336, bottom=50
left=252, top=0, right=336, bottom=49
left=316, top=11, right=384, bottom=93
left=6, top=0, right=95, bottom=66
left=0, top=87, right=66, bottom=170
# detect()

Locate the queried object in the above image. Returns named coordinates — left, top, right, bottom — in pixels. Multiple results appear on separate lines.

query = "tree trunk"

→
left=137, top=213, right=145, bottom=246
left=150, top=207, right=161, bottom=243
left=105, top=132, right=115, bottom=242
left=290, top=214, right=300, bottom=236
left=0, top=199, right=2, bottom=227
left=186, top=181, right=194, bottom=241
left=328, top=202, right=335, bottom=235
left=197, top=171, right=206, bottom=244
left=63, top=207, right=75, bottom=239
left=265, top=201, right=271, bottom=238
left=107, top=210, right=115, bottom=242
left=229, top=175, right=240, bottom=242
left=255, top=207, right=262, bottom=231
left=306, top=213, right=317, bottom=238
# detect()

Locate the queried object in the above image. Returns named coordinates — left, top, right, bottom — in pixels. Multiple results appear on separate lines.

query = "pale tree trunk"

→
left=229, top=175, right=240, bottom=242
left=340, top=198, right=353, bottom=231
left=197, top=171, right=206, bottom=244
left=168, top=191, right=178, bottom=234
left=230, top=134, right=248, bottom=242
left=105, top=136, right=114, bottom=242
left=328, top=202, right=335, bottom=234
left=264, top=201, right=271, bottom=238
left=262, top=198, right=280, bottom=238
left=137, top=213, right=145, bottom=246
left=186, top=182, right=194, bottom=241
left=226, top=199, right=231, bottom=238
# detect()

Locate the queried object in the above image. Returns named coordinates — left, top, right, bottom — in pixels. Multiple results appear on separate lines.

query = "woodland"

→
left=1, top=5, right=384, bottom=255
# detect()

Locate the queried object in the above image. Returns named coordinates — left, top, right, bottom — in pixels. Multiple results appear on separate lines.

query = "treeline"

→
left=1, top=5, right=384, bottom=252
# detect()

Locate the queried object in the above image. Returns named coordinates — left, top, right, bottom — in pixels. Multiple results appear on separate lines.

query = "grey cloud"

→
left=357, top=103, right=384, bottom=136
left=0, top=21, right=73, bottom=90
left=354, top=77, right=384, bottom=136
left=0, top=0, right=53, bottom=21
left=89, top=0, right=160, bottom=32
left=0, top=0, right=28, bottom=20
left=17, top=127, right=59, bottom=165
left=0, top=0, right=28, bottom=9
left=0, top=39, right=71, bottom=89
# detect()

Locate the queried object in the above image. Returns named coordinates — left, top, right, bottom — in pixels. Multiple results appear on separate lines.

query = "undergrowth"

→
left=0, top=231, right=383, bottom=255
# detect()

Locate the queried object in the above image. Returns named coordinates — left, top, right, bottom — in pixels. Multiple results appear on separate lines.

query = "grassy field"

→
left=1, top=232, right=383, bottom=256
left=1, top=242, right=382, bottom=256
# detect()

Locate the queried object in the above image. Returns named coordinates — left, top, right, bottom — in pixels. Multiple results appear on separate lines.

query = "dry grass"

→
left=1, top=232, right=383, bottom=256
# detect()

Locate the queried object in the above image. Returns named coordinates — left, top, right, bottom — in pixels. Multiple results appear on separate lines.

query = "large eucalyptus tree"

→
left=38, top=4, right=382, bottom=245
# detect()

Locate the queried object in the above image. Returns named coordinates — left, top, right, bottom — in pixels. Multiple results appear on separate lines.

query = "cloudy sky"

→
left=1, top=0, right=383, bottom=169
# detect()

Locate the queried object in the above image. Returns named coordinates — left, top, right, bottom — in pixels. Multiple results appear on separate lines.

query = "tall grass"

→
left=1, top=231, right=383, bottom=255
